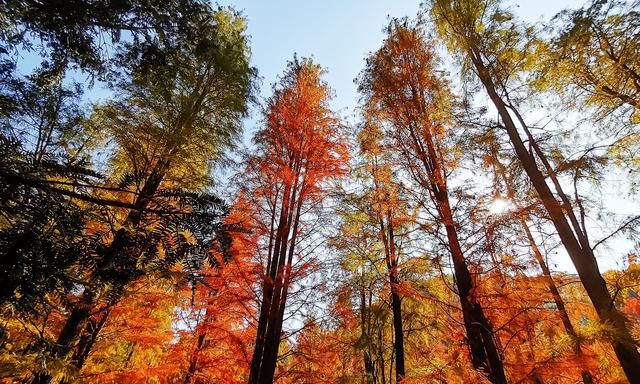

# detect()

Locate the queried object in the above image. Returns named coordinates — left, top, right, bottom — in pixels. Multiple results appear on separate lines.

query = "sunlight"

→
left=489, top=197, right=512, bottom=215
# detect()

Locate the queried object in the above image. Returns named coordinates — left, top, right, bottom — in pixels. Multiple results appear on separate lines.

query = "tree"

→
left=358, top=19, right=507, bottom=383
left=0, top=70, right=105, bottom=309
left=28, top=6, right=255, bottom=384
left=355, top=119, right=414, bottom=382
left=175, top=198, right=259, bottom=384
left=0, top=0, right=220, bottom=79
left=245, top=57, right=349, bottom=384
left=331, top=194, right=394, bottom=384
left=427, top=0, right=640, bottom=381
left=477, top=131, right=595, bottom=383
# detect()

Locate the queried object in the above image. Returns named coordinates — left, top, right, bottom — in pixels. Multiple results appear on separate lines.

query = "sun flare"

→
left=489, top=197, right=511, bottom=214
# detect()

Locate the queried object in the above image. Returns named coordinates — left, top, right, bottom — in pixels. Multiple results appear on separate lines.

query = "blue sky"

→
left=15, top=0, right=582, bottom=119
left=16, top=0, right=631, bottom=273
left=217, top=0, right=582, bottom=122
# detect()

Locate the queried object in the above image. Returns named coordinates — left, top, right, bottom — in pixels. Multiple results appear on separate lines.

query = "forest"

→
left=0, top=0, right=639, bottom=383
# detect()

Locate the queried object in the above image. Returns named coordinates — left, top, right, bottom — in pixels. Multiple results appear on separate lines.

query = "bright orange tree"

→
left=242, top=57, right=349, bottom=384
left=73, top=198, right=261, bottom=384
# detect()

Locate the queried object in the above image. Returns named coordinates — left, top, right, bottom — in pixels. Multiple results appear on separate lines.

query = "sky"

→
left=216, top=0, right=583, bottom=123
left=15, top=0, right=583, bottom=118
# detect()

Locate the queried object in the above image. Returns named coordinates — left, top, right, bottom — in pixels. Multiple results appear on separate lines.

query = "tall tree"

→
left=427, top=0, right=640, bottom=381
left=0, top=76, right=98, bottom=309
left=357, top=119, right=411, bottom=382
left=0, top=0, right=219, bottom=79
left=176, top=199, right=259, bottom=384
left=358, top=20, right=508, bottom=383
left=245, top=58, right=349, bottom=384
left=28, top=7, right=255, bottom=384
left=331, top=195, right=393, bottom=384
left=481, top=133, right=594, bottom=384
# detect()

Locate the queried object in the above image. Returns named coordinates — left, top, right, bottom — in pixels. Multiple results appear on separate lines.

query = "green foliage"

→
left=546, top=0, right=640, bottom=118
left=103, top=7, right=256, bottom=188
left=0, top=5, right=256, bottom=382
left=428, top=0, right=540, bottom=101
left=0, top=129, right=98, bottom=311
left=0, top=0, right=219, bottom=77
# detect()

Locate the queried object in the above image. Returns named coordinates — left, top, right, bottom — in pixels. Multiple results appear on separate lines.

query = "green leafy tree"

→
left=28, top=6, right=256, bottom=384
left=544, top=0, right=640, bottom=118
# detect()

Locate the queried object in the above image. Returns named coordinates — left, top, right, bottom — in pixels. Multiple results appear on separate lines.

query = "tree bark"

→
left=183, top=332, right=207, bottom=384
left=494, top=153, right=594, bottom=384
left=522, top=221, right=593, bottom=384
left=360, top=286, right=376, bottom=384
left=71, top=308, right=111, bottom=370
left=248, top=183, right=291, bottom=384
left=249, top=159, right=304, bottom=384
left=379, top=213, right=406, bottom=383
left=259, top=170, right=305, bottom=384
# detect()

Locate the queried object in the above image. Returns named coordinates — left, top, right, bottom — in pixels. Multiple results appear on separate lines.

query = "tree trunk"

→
left=249, top=184, right=289, bottom=384
left=468, top=44, right=640, bottom=382
left=522, top=222, right=594, bottom=384
left=378, top=325, right=386, bottom=384
left=259, top=176, right=304, bottom=384
left=407, top=120, right=507, bottom=383
left=29, top=292, right=96, bottom=384
left=183, top=332, right=207, bottom=384
left=72, top=308, right=111, bottom=370
left=445, top=220, right=507, bottom=384
left=494, top=152, right=594, bottom=384
left=379, top=212, right=405, bottom=383
left=249, top=159, right=304, bottom=384
left=360, top=287, right=376, bottom=384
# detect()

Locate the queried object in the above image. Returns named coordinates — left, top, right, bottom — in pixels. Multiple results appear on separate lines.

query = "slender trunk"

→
left=378, top=325, right=386, bottom=384
left=388, top=217, right=405, bottom=383
left=389, top=272, right=405, bottom=383
left=250, top=159, right=301, bottom=384
left=256, top=215, right=293, bottom=383
left=123, top=342, right=135, bottom=369
left=469, top=44, right=640, bottom=382
left=379, top=213, right=405, bottom=383
left=444, top=219, right=507, bottom=384
left=249, top=185, right=290, bottom=384
left=72, top=308, right=111, bottom=370
left=360, top=286, right=375, bottom=384
left=370, top=149, right=406, bottom=383
left=522, top=221, right=593, bottom=384
left=495, top=153, right=594, bottom=384
left=407, top=121, right=507, bottom=383
left=259, top=174, right=305, bottom=384
left=57, top=309, right=111, bottom=384
left=183, top=332, right=207, bottom=384
left=29, top=291, right=96, bottom=384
